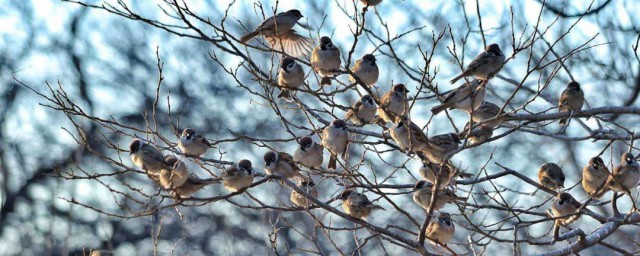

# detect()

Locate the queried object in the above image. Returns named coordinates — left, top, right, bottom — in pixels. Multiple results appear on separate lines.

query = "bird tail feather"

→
left=328, top=155, right=337, bottom=170
left=431, top=104, right=449, bottom=115
left=320, top=77, right=332, bottom=85
left=240, top=31, right=260, bottom=43
left=449, top=74, right=465, bottom=84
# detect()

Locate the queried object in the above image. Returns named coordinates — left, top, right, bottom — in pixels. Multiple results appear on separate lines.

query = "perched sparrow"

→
left=551, top=192, right=581, bottom=226
left=171, top=175, right=217, bottom=198
left=359, top=0, right=383, bottom=7
left=129, top=139, right=169, bottom=173
left=558, top=81, right=584, bottom=126
left=607, top=153, right=640, bottom=193
left=425, top=212, right=455, bottom=245
left=293, top=136, right=324, bottom=169
left=418, top=161, right=456, bottom=187
left=378, top=84, right=409, bottom=123
left=463, top=122, right=494, bottom=145
left=277, top=57, right=305, bottom=101
left=311, top=36, right=341, bottom=85
left=344, top=95, right=377, bottom=126
left=421, top=133, right=461, bottom=164
left=264, top=151, right=306, bottom=180
left=290, top=180, right=319, bottom=208
left=389, top=116, right=430, bottom=153
left=239, top=9, right=313, bottom=57
left=178, top=128, right=211, bottom=157
left=413, top=180, right=465, bottom=211
left=471, top=101, right=503, bottom=128
left=538, top=163, right=565, bottom=191
left=450, top=44, right=505, bottom=84
left=222, top=159, right=255, bottom=192
left=349, top=54, right=379, bottom=87
left=159, top=155, right=189, bottom=190
left=582, top=156, right=609, bottom=198
left=431, top=79, right=486, bottom=115
left=322, top=119, right=349, bottom=170
left=340, top=189, right=385, bottom=219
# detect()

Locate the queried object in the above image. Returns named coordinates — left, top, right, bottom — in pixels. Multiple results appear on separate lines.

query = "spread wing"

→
left=266, top=30, right=314, bottom=57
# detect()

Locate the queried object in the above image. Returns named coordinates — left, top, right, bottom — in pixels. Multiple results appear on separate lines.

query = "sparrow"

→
left=450, top=44, right=505, bottom=84
left=421, top=133, right=462, bottom=164
left=425, top=212, right=455, bottom=245
left=431, top=79, right=485, bottom=115
left=558, top=81, right=584, bottom=126
left=311, top=36, right=341, bottom=85
left=171, top=175, right=217, bottom=198
left=463, top=122, right=494, bottom=145
left=321, top=119, right=349, bottom=170
left=359, top=0, right=383, bottom=7
left=389, top=116, right=430, bottom=153
left=178, top=128, right=211, bottom=157
left=550, top=192, right=581, bottom=226
left=264, top=151, right=306, bottom=180
left=471, top=101, right=503, bottom=128
left=159, top=155, right=189, bottom=190
left=339, top=189, right=385, bottom=219
left=222, top=159, right=255, bottom=192
left=378, top=84, right=410, bottom=123
left=277, top=57, right=305, bottom=101
left=293, top=136, right=324, bottom=169
left=349, top=54, right=379, bottom=87
left=607, top=153, right=640, bottom=193
left=129, top=139, right=169, bottom=173
left=413, top=180, right=465, bottom=211
left=537, top=163, right=565, bottom=191
left=239, top=9, right=313, bottom=57
left=290, top=180, right=319, bottom=208
left=344, top=95, right=377, bottom=126
left=582, top=156, right=609, bottom=198
left=418, top=161, right=456, bottom=187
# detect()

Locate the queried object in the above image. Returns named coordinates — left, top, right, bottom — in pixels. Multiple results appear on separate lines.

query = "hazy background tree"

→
left=1, top=0, right=639, bottom=255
